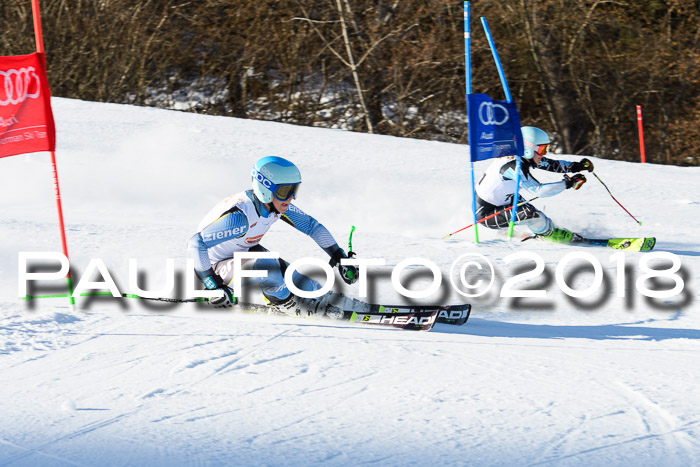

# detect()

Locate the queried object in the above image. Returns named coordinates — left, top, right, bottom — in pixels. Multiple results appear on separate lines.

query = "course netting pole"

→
left=31, top=0, right=75, bottom=309
left=637, top=105, right=646, bottom=164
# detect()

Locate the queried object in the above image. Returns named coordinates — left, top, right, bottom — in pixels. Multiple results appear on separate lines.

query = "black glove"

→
left=569, top=158, right=594, bottom=173
left=202, top=273, right=237, bottom=308
left=329, top=248, right=359, bottom=285
left=210, top=287, right=236, bottom=308
left=564, top=174, right=587, bottom=190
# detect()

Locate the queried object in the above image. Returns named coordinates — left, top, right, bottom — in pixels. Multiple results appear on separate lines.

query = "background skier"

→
left=187, top=156, right=358, bottom=316
left=475, top=126, right=594, bottom=242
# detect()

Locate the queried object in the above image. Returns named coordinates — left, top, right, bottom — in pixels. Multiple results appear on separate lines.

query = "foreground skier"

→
left=187, top=156, right=359, bottom=316
left=475, top=126, right=594, bottom=242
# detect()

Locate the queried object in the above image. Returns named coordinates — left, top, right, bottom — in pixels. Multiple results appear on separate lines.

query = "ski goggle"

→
left=272, top=182, right=300, bottom=201
left=252, top=168, right=300, bottom=201
left=524, top=140, right=549, bottom=156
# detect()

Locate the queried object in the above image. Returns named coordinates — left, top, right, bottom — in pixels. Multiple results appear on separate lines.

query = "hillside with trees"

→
left=2, top=0, right=698, bottom=165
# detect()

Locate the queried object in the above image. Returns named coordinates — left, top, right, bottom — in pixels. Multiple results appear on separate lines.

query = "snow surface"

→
left=1, top=98, right=699, bottom=466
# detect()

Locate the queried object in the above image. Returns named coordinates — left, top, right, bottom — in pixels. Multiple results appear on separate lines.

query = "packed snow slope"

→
left=1, top=98, right=699, bottom=466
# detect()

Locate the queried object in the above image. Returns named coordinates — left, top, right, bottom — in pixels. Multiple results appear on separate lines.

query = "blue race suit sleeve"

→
left=281, top=204, right=342, bottom=257
left=187, top=208, right=249, bottom=278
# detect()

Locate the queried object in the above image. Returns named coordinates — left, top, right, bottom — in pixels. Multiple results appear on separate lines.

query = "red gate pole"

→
left=637, top=105, right=646, bottom=164
left=31, top=0, right=75, bottom=309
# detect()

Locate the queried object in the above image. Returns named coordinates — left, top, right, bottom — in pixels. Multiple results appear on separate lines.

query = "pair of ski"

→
left=239, top=301, right=471, bottom=332
left=128, top=295, right=471, bottom=331
left=522, top=233, right=656, bottom=252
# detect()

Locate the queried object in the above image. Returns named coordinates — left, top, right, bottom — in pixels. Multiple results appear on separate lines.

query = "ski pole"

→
left=445, top=197, right=539, bottom=238
left=592, top=172, right=642, bottom=226
left=21, top=292, right=209, bottom=303
left=347, top=225, right=356, bottom=256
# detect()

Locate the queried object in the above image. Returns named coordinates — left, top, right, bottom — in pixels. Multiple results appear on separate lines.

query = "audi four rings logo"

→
left=0, top=67, right=42, bottom=107
left=478, top=101, right=509, bottom=126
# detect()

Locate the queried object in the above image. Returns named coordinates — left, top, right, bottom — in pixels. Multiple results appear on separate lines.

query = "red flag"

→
left=0, top=52, right=56, bottom=158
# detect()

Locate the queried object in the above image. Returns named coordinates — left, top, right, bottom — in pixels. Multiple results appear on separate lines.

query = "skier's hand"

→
left=209, top=287, right=236, bottom=308
left=570, top=158, right=594, bottom=173
left=330, top=248, right=359, bottom=285
left=564, top=174, right=587, bottom=190
left=338, top=263, right=359, bottom=285
left=202, top=273, right=237, bottom=308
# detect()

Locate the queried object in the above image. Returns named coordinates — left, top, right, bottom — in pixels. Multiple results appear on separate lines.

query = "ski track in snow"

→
left=1, top=98, right=699, bottom=466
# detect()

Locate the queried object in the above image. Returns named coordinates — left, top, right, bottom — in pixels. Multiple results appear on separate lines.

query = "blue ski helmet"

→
left=251, top=156, right=301, bottom=203
left=521, top=126, right=551, bottom=160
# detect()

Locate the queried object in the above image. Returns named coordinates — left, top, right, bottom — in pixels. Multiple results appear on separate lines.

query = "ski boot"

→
left=322, top=292, right=371, bottom=318
left=269, top=293, right=345, bottom=320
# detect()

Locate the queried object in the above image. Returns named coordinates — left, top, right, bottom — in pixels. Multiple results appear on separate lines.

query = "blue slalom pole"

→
left=481, top=17, right=512, bottom=102
left=481, top=17, right=522, bottom=239
left=464, top=2, right=479, bottom=243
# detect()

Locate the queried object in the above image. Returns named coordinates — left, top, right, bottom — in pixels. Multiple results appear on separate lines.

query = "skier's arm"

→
left=187, top=208, right=249, bottom=282
left=521, top=176, right=567, bottom=197
left=281, top=204, right=358, bottom=284
left=281, top=204, right=338, bottom=252
left=539, top=156, right=594, bottom=173
left=502, top=165, right=567, bottom=198
left=536, top=157, right=572, bottom=173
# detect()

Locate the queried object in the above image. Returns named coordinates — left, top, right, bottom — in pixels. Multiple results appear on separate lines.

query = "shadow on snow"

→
left=435, top=317, right=700, bottom=341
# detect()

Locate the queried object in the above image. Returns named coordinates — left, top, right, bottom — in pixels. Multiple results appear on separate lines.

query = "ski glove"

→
left=202, top=273, right=237, bottom=308
left=329, top=248, right=359, bottom=285
left=564, top=174, right=587, bottom=190
left=569, top=158, right=594, bottom=173
left=210, top=287, right=236, bottom=308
